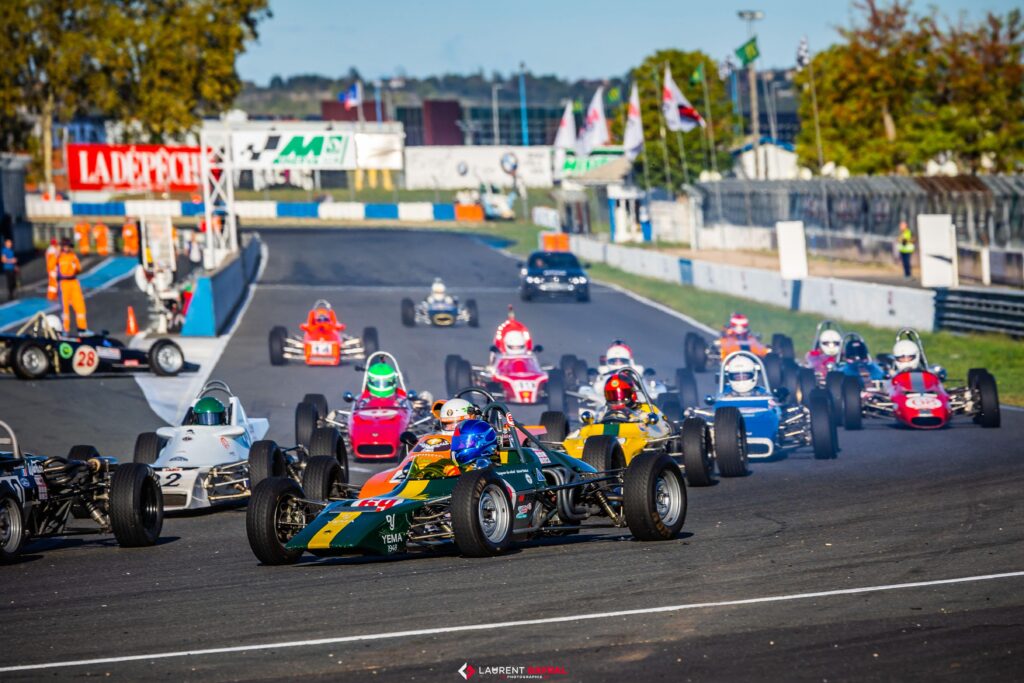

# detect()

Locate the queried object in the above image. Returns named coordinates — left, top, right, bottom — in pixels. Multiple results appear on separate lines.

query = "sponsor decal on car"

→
left=58, top=342, right=73, bottom=359
left=906, top=395, right=943, bottom=410
left=95, top=346, right=121, bottom=360
left=355, top=498, right=401, bottom=511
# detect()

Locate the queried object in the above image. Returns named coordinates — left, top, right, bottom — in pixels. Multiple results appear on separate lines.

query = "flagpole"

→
left=654, top=68, right=673, bottom=198
left=700, top=61, right=725, bottom=224
left=675, top=131, right=690, bottom=186
left=806, top=54, right=832, bottom=255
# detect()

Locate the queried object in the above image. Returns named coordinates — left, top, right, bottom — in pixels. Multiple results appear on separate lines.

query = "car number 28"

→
left=72, top=345, right=99, bottom=376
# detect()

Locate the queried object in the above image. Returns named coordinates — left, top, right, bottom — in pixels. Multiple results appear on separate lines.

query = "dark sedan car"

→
left=518, top=251, right=590, bottom=302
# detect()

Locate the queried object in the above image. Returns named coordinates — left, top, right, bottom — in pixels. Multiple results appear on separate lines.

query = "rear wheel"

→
left=294, top=402, right=319, bottom=449
left=109, top=463, right=163, bottom=547
left=546, top=369, right=567, bottom=412
left=12, top=340, right=50, bottom=379
left=623, top=453, right=687, bottom=541
left=302, top=455, right=344, bottom=500
left=808, top=389, right=838, bottom=460
left=451, top=469, right=514, bottom=557
left=465, top=299, right=479, bottom=327
left=773, top=334, right=795, bottom=360
left=975, top=372, right=1000, bottom=428
left=0, top=492, right=25, bottom=563
left=246, top=477, right=305, bottom=565
left=825, top=371, right=845, bottom=422
left=582, top=435, right=626, bottom=473
left=400, top=298, right=416, bottom=327
left=681, top=416, right=713, bottom=486
left=763, top=353, right=783, bottom=390
left=302, top=393, right=329, bottom=420
left=454, top=359, right=473, bottom=393
left=841, top=375, right=863, bottom=430
left=444, top=354, right=463, bottom=395
left=560, top=354, right=580, bottom=385
left=796, top=367, right=817, bottom=405
left=268, top=326, right=287, bottom=366
left=539, top=411, right=569, bottom=445
left=249, top=440, right=286, bottom=487
left=685, top=333, right=707, bottom=372
left=310, top=427, right=350, bottom=474
left=132, top=433, right=163, bottom=465
left=713, top=407, right=748, bottom=477
left=362, top=327, right=379, bottom=357
left=148, top=339, right=184, bottom=376
left=781, top=360, right=800, bottom=402
left=675, top=368, right=699, bottom=409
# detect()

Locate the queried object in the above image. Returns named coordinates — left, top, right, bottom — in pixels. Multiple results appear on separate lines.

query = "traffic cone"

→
left=125, top=306, right=138, bottom=336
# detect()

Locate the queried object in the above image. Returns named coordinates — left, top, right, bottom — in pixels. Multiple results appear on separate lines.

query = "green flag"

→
left=689, top=62, right=704, bottom=87
left=735, top=36, right=760, bottom=66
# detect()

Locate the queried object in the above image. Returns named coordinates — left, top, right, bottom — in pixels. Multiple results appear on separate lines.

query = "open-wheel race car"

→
left=1, top=420, right=163, bottom=561
left=245, top=399, right=686, bottom=565
left=683, top=314, right=795, bottom=390
left=295, top=352, right=435, bottom=462
left=444, top=309, right=561, bottom=407
left=268, top=299, right=379, bottom=367
left=686, top=350, right=837, bottom=462
left=841, top=328, right=1000, bottom=430
left=1, top=312, right=187, bottom=380
left=133, top=381, right=347, bottom=511
left=401, top=278, right=479, bottom=328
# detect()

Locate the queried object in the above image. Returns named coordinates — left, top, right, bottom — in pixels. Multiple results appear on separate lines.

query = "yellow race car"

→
left=537, top=368, right=716, bottom=487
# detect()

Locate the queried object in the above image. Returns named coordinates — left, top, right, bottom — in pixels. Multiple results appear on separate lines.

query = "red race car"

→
left=268, top=299, right=378, bottom=367
left=847, top=329, right=1000, bottom=430
left=443, top=308, right=564, bottom=410
left=294, top=352, right=435, bottom=461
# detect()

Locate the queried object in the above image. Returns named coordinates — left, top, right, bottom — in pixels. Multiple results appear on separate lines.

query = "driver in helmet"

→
left=807, top=328, right=843, bottom=368
left=602, top=373, right=640, bottom=421
left=450, top=419, right=499, bottom=468
left=192, top=396, right=228, bottom=426
left=365, top=362, right=403, bottom=400
left=427, top=278, right=451, bottom=304
left=843, top=337, right=869, bottom=362
left=723, top=355, right=766, bottom=396
left=599, top=341, right=643, bottom=376
left=493, top=308, right=533, bottom=356
left=724, top=313, right=750, bottom=338
left=438, top=398, right=476, bottom=432
left=891, top=339, right=922, bottom=374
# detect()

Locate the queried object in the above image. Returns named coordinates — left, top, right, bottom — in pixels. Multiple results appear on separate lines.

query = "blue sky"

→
left=238, top=0, right=1021, bottom=84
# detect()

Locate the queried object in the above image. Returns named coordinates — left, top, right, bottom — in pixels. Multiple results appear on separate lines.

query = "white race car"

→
left=133, top=381, right=347, bottom=511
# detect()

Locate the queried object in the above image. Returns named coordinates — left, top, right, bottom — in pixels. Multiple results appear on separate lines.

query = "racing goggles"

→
left=896, top=354, right=917, bottom=363
left=727, top=371, right=755, bottom=382
left=368, top=375, right=397, bottom=394
left=820, top=340, right=841, bottom=351
left=606, top=356, right=630, bottom=368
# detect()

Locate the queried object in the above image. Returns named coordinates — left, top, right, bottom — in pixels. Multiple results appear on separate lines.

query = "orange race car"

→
left=684, top=313, right=796, bottom=389
left=268, top=299, right=379, bottom=366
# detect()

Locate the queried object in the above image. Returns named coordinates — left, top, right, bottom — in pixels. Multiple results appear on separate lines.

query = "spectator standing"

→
left=2, top=238, right=17, bottom=300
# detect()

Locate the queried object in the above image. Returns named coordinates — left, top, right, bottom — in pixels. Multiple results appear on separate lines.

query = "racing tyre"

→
left=249, top=440, right=287, bottom=488
left=560, top=354, right=579, bottom=385
left=574, top=359, right=589, bottom=385
left=302, top=455, right=344, bottom=501
left=675, top=368, right=699, bottom=409
left=656, top=393, right=684, bottom=423
left=539, top=411, right=569, bottom=445
left=685, top=333, right=707, bottom=373
left=713, top=407, right=748, bottom=477
left=841, top=375, right=863, bottom=430
left=247, top=477, right=305, bottom=565
left=0, top=491, right=25, bottom=562
left=302, top=393, right=329, bottom=420
left=796, top=367, right=818, bottom=406
left=546, top=369, right=567, bottom=413
left=808, top=389, right=838, bottom=460
left=451, top=468, right=514, bottom=557
left=825, top=371, right=845, bottom=423
left=781, top=360, right=800, bottom=403
left=268, top=326, right=287, bottom=366
left=133, top=432, right=163, bottom=465
left=12, top=340, right=50, bottom=380
left=455, top=359, right=473, bottom=393
left=763, top=353, right=784, bottom=390
left=310, top=427, right=350, bottom=474
left=109, top=463, right=163, bottom=547
left=294, top=402, right=319, bottom=449
left=623, top=453, right=686, bottom=541
left=362, top=327, right=379, bottom=357
left=681, top=416, right=713, bottom=486
left=581, top=435, right=625, bottom=474
left=773, top=334, right=795, bottom=360
left=400, top=298, right=416, bottom=327
left=975, top=372, right=1000, bottom=428
left=68, top=444, right=100, bottom=462
left=148, top=339, right=184, bottom=376
left=466, top=299, right=480, bottom=327
left=444, top=354, right=463, bottom=395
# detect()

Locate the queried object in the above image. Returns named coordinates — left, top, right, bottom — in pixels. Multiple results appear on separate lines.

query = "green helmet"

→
left=194, top=396, right=227, bottom=426
left=367, top=363, right=398, bottom=398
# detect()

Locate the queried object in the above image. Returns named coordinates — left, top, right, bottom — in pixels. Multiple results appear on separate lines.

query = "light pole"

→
left=518, top=62, right=529, bottom=146
left=738, top=10, right=764, bottom=180
left=491, top=82, right=504, bottom=145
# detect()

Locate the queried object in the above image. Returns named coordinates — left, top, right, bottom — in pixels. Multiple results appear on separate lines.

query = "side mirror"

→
left=354, top=364, right=366, bottom=372
left=100, top=329, right=110, bottom=336
left=773, top=387, right=789, bottom=402
left=399, top=431, right=418, bottom=448
left=343, top=391, right=355, bottom=403
left=489, top=345, right=499, bottom=353
left=580, top=410, right=595, bottom=425
left=704, top=394, right=716, bottom=406
left=534, top=344, right=544, bottom=353
left=407, top=390, right=418, bottom=400
left=931, top=365, right=947, bottom=381
left=646, top=412, right=659, bottom=425
left=643, top=368, right=656, bottom=377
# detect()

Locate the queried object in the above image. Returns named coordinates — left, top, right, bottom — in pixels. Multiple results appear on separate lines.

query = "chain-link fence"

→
left=695, top=175, right=1024, bottom=249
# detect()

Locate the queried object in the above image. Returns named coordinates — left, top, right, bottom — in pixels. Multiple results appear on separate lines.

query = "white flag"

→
left=623, top=83, right=644, bottom=162
left=552, top=101, right=576, bottom=150
left=575, top=87, right=609, bottom=158
left=662, top=65, right=704, bottom=132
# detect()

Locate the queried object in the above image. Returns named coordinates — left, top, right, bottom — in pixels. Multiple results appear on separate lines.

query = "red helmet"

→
left=728, top=313, right=749, bottom=335
left=603, top=373, right=637, bottom=409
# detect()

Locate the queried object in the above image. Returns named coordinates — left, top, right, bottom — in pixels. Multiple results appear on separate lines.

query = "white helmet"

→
left=605, top=342, right=633, bottom=369
left=892, top=339, right=920, bottom=373
left=819, top=329, right=842, bottom=357
left=439, top=398, right=473, bottom=430
left=504, top=330, right=527, bottom=354
left=431, top=278, right=446, bottom=297
left=725, top=354, right=759, bottom=395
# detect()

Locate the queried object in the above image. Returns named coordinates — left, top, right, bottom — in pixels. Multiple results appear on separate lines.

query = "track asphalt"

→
left=1, top=229, right=1021, bottom=681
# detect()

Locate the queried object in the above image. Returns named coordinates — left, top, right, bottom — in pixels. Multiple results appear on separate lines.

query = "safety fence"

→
left=934, top=287, right=1024, bottom=338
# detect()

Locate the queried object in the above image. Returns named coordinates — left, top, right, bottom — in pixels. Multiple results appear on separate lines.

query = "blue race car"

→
left=401, top=279, right=479, bottom=328
left=687, top=351, right=838, bottom=463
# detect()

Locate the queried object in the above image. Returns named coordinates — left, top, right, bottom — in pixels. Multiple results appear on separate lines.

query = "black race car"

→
left=1, top=420, right=164, bottom=562
left=0, top=313, right=187, bottom=380
left=519, top=250, right=590, bottom=302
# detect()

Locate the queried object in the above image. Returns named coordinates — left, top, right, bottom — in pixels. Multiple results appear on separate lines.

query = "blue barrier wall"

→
left=180, top=203, right=205, bottom=217
left=364, top=203, right=400, bottom=220
left=71, top=202, right=126, bottom=216
left=433, top=204, right=456, bottom=221
left=182, top=237, right=262, bottom=337
left=276, top=202, right=319, bottom=218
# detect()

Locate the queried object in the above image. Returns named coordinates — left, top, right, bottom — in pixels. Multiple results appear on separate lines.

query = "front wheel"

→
left=546, top=369, right=567, bottom=412
left=685, top=333, right=707, bottom=373
left=302, top=455, right=345, bottom=501
left=109, top=463, right=164, bottom=547
left=623, top=452, right=687, bottom=541
left=400, top=298, right=416, bottom=327
left=249, top=440, right=286, bottom=487
left=841, top=375, right=863, bottom=430
left=133, top=432, right=164, bottom=465
left=539, top=411, right=568, bottom=445
left=294, top=402, right=319, bottom=449
left=465, top=299, right=479, bottom=327
left=0, top=492, right=26, bottom=563
left=148, top=339, right=184, bottom=376
left=246, top=477, right=305, bottom=565
left=714, top=407, right=748, bottom=477
left=451, top=469, right=514, bottom=557
left=12, top=340, right=51, bottom=379
left=975, top=372, right=1000, bottom=428
left=310, top=427, right=350, bottom=474
left=362, top=327, right=379, bottom=357
left=681, top=416, right=713, bottom=486
left=301, top=393, right=329, bottom=421
left=268, top=326, right=288, bottom=366
left=808, top=389, right=838, bottom=459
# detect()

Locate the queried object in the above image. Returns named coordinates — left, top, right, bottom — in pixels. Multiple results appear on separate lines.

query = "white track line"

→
left=3, top=570, right=1021, bottom=673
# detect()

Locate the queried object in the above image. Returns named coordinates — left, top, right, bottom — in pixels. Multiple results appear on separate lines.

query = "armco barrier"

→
left=800, top=277, right=935, bottom=331
left=181, top=236, right=262, bottom=337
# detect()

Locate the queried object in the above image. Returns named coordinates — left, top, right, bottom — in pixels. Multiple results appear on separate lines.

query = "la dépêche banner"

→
left=67, top=144, right=202, bottom=192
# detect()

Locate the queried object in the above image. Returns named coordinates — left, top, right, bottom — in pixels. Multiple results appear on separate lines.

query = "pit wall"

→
left=570, top=235, right=936, bottom=332
left=180, top=236, right=262, bottom=337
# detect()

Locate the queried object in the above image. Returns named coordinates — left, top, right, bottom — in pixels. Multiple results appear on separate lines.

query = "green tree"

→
left=617, top=49, right=734, bottom=192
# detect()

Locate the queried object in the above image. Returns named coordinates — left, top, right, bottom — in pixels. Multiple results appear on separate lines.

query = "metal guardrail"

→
left=934, top=287, right=1024, bottom=337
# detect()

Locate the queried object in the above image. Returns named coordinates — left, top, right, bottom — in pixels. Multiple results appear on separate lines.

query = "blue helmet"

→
left=451, top=419, right=498, bottom=465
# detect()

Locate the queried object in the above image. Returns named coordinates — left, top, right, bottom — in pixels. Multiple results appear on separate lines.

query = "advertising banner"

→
left=404, top=146, right=553, bottom=189
left=231, top=130, right=404, bottom=170
left=67, top=144, right=202, bottom=192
